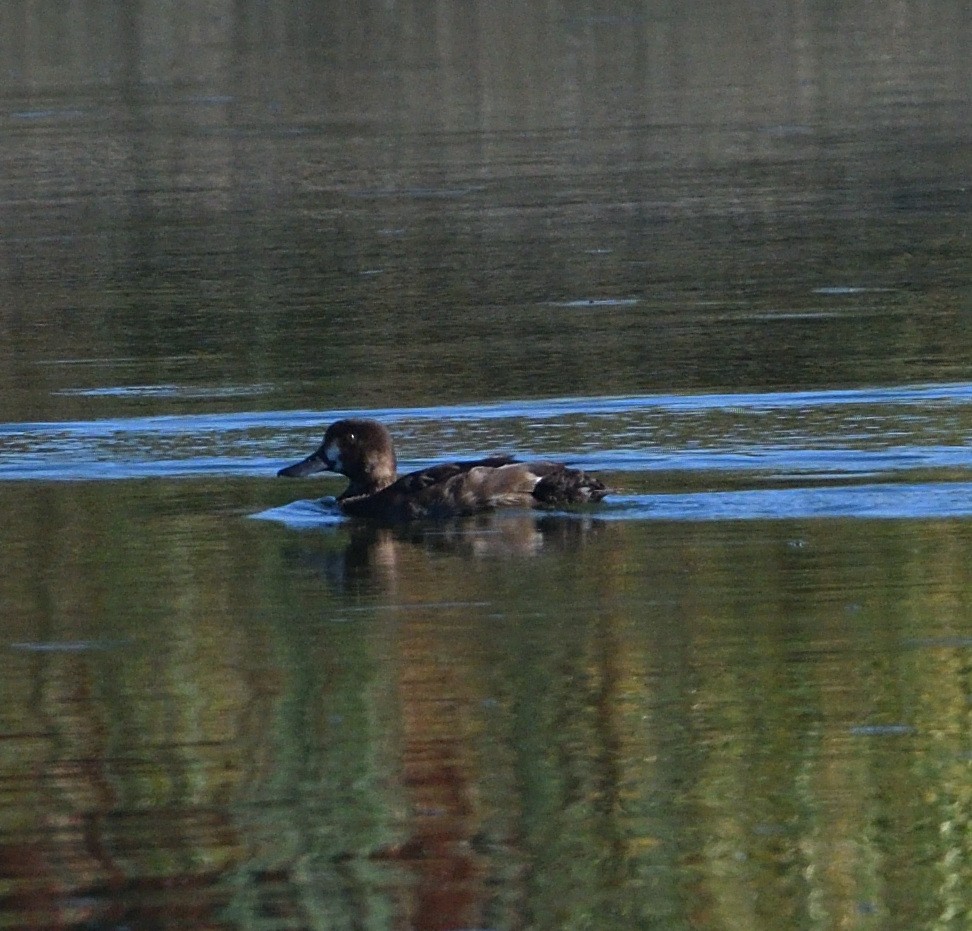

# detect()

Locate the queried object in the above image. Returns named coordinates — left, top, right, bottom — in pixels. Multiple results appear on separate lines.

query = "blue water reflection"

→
left=3, top=383, right=972, bottom=521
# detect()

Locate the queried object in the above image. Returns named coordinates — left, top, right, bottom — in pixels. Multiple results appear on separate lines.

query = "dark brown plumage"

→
left=277, top=418, right=608, bottom=520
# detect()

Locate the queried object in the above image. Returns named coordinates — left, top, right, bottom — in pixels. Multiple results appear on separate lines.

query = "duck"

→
left=277, top=418, right=609, bottom=520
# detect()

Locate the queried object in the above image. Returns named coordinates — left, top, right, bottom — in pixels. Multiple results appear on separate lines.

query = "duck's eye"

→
left=347, top=432, right=355, bottom=442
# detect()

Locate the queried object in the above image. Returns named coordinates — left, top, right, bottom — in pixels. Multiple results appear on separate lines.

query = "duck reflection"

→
left=280, top=511, right=604, bottom=594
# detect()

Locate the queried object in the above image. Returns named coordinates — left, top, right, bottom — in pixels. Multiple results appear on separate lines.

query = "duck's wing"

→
left=390, top=456, right=518, bottom=494
left=432, top=459, right=602, bottom=509
left=343, top=457, right=526, bottom=519
left=396, top=459, right=608, bottom=511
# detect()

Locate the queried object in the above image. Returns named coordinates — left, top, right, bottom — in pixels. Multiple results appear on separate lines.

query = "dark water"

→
left=2, top=1, right=971, bottom=928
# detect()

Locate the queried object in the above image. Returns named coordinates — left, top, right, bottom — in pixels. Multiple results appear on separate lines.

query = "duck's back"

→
left=340, top=457, right=606, bottom=520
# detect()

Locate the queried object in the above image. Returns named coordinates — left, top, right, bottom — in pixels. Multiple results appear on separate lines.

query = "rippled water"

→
left=4, top=383, right=972, bottom=521
left=2, top=1, right=971, bottom=928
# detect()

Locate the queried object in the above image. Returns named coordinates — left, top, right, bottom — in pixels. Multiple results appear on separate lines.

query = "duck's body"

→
left=277, top=418, right=608, bottom=521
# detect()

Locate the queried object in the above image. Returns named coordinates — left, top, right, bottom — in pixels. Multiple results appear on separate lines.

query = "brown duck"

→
left=277, top=418, right=609, bottom=520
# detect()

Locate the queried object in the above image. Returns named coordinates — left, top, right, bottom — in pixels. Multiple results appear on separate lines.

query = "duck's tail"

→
left=531, top=465, right=609, bottom=506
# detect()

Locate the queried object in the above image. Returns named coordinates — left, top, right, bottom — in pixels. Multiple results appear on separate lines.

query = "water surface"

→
left=1, top=1, right=971, bottom=928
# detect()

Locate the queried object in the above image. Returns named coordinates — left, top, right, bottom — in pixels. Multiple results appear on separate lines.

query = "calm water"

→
left=2, top=1, right=971, bottom=928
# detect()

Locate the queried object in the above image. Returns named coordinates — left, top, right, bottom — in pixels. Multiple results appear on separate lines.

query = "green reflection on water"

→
left=2, top=480, right=972, bottom=926
left=1, top=2, right=970, bottom=424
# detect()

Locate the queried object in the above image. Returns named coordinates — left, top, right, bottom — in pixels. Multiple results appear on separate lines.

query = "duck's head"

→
left=277, top=418, right=397, bottom=493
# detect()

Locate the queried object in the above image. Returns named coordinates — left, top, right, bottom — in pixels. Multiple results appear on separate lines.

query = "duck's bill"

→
left=277, top=450, right=330, bottom=477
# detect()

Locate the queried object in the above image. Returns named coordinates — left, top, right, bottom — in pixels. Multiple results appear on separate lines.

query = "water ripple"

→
left=1, top=384, right=971, bottom=524
left=603, top=483, right=972, bottom=521
left=251, top=482, right=972, bottom=525
left=2, top=381, right=971, bottom=441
